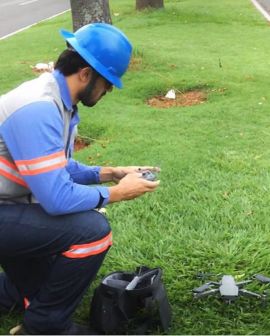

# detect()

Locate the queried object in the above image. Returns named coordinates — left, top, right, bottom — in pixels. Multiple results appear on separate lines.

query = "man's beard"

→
left=78, top=79, right=97, bottom=107
left=78, top=70, right=101, bottom=107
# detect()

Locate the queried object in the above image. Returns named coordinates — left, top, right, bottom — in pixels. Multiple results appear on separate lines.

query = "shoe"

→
left=9, top=323, right=99, bottom=335
left=9, top=324, right=24, bottom=335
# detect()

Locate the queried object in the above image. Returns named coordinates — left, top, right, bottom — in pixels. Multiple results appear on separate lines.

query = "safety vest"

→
left=0, top=73, right=74, bottom=203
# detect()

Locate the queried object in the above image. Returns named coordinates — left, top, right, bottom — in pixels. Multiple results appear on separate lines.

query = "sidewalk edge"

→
left=251, top=0, right=270, bottom=21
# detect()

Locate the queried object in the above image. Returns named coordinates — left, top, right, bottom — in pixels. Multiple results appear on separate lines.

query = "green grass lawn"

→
left=2, top=0, right=270, bottom=334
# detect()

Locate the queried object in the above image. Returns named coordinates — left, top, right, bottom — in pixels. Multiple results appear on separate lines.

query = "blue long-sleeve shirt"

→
left=0, top=71, right=109, bottom=215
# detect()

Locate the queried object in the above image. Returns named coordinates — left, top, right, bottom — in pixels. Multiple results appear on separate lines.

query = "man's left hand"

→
left=100, top=166, right=160, bottom=183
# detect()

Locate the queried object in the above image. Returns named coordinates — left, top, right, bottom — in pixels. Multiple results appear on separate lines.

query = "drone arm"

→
left=239, top=288, right=263, bottom=299
left=193, top=282, right=213, bottom=293
left=236, top=280, right=252, bottom=288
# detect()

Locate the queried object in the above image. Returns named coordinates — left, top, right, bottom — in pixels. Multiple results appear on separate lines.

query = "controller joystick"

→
left=141, top=171, right=157, bottom=181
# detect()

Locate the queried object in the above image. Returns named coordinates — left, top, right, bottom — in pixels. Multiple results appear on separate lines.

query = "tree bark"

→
left=70, top=0, right=112, bottom=32
left=136, top=0, right=164, bottom=10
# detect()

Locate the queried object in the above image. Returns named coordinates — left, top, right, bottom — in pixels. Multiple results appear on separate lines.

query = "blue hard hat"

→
left=60, top=23, right=132, bottom=88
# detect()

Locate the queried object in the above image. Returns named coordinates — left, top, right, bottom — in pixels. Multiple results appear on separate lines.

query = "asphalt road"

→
left=255, top=0, right=270, bottom=12
left=0, top=0, right=70, bottom=39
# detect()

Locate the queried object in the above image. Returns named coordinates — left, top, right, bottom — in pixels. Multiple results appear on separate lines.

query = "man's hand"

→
left=108, top=172, right=160, bottom=203
left=99, top=166, right=160, bottom=183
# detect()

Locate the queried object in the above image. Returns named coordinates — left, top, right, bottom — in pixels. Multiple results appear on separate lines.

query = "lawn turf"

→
left=1, top=0, right=270, bottom=334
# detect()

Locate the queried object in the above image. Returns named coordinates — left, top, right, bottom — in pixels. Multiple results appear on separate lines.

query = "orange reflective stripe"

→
left=0, top=157, right=27, bottom=187
left=17, top=151, right=65, bottom=165
left=24, top=297, right=30, bottom=309
left=0, top=157, right=17, bottom=169
left=0, top=168, right=27, bottom=187
left=19, top=162, right=67, bottom=176
left=62, top=231, right=112, bottom=259
left=16, top=151, right=67, bottom=176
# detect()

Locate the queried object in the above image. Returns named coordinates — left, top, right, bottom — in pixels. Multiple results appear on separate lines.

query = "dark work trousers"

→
left=0, top=203, right=111, bottom=334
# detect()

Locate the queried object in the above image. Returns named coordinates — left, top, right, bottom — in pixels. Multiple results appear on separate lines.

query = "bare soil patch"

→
left=129, top=57, right=143, bottom=71
left=147, top=90, right=207, bottom=108
left=74, top=137, right=90, bottom=151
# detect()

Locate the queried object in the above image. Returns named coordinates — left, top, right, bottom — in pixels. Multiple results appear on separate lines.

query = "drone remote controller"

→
left=141, top=171, right=157, bottom=181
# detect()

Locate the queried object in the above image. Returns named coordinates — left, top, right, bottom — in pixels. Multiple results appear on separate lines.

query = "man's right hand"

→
left=108, top=172, right=160, bottom=203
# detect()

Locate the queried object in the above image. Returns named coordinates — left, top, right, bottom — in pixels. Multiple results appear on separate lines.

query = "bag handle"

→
left=126, top=268, right=159, bottom=290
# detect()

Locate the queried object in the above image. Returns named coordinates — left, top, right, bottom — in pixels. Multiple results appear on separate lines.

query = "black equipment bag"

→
left=89, top=266, right=171, bottom=334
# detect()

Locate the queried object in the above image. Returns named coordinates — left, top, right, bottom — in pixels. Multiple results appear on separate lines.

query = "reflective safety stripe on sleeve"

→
left=62, top=231, right=112, bottom=259
left=24, top=297, right=30, bottom=309
left=15, top=151, right=67, bottom=176
left=0, top=156, right=27, bottom=187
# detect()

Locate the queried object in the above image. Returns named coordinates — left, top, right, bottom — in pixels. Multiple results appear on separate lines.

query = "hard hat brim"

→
left=60, top=29, right=123, bottom=89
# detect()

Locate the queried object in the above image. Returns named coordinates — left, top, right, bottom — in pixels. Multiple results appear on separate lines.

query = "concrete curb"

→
left=251, top=0, right=270, bottom=22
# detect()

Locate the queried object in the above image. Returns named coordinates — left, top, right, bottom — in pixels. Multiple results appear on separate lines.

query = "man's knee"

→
left=62, top=210, right=112, bottom=258
left=70, top=210, right=111, bottom=240
left=86, top=210, right=111, bottom=240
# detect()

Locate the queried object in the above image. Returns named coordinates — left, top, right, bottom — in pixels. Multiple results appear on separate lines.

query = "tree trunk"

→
left=70, top=0, right=112, bottom=32
left=136, top=0, right=164, bottom=11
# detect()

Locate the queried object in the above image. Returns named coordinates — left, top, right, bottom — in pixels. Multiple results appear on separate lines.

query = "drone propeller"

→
left=254, top=274, right=270, bottom=284
left=196, top=272, right=216, bottom=280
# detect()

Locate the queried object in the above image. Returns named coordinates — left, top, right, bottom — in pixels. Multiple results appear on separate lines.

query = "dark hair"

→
left=54, top=48, right=90, bottom=76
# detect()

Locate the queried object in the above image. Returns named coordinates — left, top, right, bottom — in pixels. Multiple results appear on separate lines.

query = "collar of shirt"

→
left=53, top=69, right=74, bottom=113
